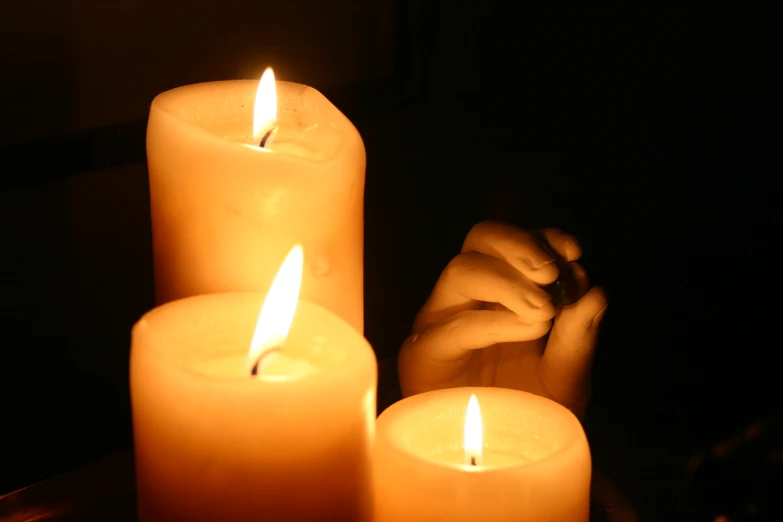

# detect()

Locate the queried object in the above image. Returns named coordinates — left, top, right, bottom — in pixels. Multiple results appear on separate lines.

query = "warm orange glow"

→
left=253, top=67, right=278, bottom=143
left=464, top=394, right=483, bottom=466
left=246, top=245, right=303, bottom=375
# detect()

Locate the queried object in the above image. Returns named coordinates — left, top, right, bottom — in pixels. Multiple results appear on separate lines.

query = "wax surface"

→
left=146, top=80, right=366, bottom=333
left=130, top=293, right=377, bottom=522
left=373, top=387, right=591, bottom=522
left=188, top=352, right=320, bottom=380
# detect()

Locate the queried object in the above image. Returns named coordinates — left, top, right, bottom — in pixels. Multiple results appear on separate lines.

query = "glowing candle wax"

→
left=146, top=68, right=366, bottom=332
left=130, top=247, right=377, bottom=521
left=373, top=388, right=591, bottom=522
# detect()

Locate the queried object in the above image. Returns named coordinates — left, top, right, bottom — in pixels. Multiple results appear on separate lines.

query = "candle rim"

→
left=132, top=292, right=376, bottom=385
left=376, top=387, right=587, bottom=475
left=150, top=79, right=356, bottom=164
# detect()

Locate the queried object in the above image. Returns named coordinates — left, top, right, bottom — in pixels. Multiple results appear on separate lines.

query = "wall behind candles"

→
left=0, top=0, right=396, bottom=142
left=0, top=0, right=395, bottom=494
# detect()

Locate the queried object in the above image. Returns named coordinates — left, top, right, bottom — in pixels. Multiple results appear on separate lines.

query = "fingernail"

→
left=562, top=239, right=581, bottom=261
left=522, top=257, right=555, bottom=271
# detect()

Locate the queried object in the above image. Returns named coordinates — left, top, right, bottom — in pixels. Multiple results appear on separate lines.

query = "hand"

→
left=398, top=221, right=608, bottom=419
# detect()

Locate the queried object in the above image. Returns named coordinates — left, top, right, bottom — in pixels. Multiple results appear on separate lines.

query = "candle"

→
left=130, top=247, right=377, bottom=522
left=373, top=388, right=591, bottom=522
left=146, top=68, right=366, bottom=333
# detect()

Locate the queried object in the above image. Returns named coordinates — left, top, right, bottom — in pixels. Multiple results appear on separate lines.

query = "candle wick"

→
left=470, top=456, right=477, bottom=467
left=259, top=126, right=278, bottom=148
left=250, top=346, right=281, bottom=377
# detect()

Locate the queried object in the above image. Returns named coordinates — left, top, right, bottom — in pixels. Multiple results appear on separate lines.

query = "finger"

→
left=570, top=262, right=589, bottom=297
left=414, top=252, right=555, bottom=332
left=539, top=286, right=608, bottom=417
left=538, top=228, right=583, bottom=262
left=462, top=221, right=560, bottom=285
left=484, top=262, right=589, bottom=311
left=406, top=310, right=552, bottom=363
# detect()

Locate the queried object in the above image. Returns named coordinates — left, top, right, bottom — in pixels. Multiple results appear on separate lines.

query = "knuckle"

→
left=441, top=257, right=464, bottom=281
left=441, top=254, right=476, bottom=281
left=472, top=220, right=497, bottom=234
left=464, top=221, right=494, bottom=246
left=467, top=221, right=518, bottom=242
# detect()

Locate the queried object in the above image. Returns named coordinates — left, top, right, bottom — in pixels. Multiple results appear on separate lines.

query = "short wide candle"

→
left=146, top=77, right=366, bottom=332
left=130, top=293, right=377, bottom=522
left=373, top=388, right=591, bottom=522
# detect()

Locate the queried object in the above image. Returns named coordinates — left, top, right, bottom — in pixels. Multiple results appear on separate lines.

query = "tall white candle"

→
left=146, top=70, right=366, bottom=332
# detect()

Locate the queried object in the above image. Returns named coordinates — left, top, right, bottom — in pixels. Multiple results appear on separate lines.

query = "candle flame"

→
left=464, top=394, right=483, bottom=466
left=253, top=67, right=278, bottom=143
left=246, top=245, right=303, bottom=376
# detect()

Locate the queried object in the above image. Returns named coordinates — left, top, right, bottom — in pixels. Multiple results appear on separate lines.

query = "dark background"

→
left=1, top=1, right=777, bottom=520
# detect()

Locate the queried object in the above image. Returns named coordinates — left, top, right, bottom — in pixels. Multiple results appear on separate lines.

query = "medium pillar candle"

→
left=146, top=76, right=366, bottom=332
left=373, top=387, right=591, bottom=522
left=130, top=293, right=377, bottom=521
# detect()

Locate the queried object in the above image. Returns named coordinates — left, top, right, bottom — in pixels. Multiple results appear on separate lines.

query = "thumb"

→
left=540, top=286, right=608, bottom=418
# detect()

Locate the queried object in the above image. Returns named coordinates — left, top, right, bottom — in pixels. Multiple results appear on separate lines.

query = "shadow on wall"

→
left=0, top=1, right=73, bottom=143
left=0, top=163, right=154, bottom=494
